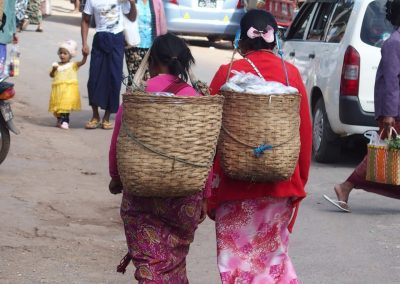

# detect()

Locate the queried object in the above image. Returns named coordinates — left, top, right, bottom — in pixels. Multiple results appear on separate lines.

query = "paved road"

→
left=1, top=1, right=400, bottom=283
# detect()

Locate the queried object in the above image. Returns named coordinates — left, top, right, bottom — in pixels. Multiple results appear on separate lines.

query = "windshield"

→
left=360, top=0, right=394, bottom=47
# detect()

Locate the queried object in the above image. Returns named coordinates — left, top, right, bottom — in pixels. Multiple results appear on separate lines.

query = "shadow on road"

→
left=20, top=109, right=101, bottom=129
left=185, top=38, right=234, bottom=50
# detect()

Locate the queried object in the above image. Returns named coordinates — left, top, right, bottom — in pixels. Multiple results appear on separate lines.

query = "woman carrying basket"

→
left=207, top=10, right=312, bottom=283
left=108, top=33, right=207, bottom=283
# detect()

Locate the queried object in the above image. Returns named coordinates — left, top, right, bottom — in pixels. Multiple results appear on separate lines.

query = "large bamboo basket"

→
left=117, top=51, right=224, bottom=197
left=219, top=90, right=301, bottom=182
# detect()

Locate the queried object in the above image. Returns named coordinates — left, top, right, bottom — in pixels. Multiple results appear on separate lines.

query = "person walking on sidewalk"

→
left=109, top=33, right=207, bottom=283
left=324, top=0, right=400, bottom=213
left=124, top=0, right=167, bottom=87
left=0, top=0, right=17, bottom=76
left=48, top=40, right=87, bottom=130
left=81, top=0, right=137, bottom=130
left=15, top=0, right=29, bottom=32
left=26, top=0, right=43, bottom=32
left=207, top=10, right=312, bottom=283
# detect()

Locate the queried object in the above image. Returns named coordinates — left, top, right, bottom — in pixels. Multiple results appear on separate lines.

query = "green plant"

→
left=386, top=137, right=400, bottom=149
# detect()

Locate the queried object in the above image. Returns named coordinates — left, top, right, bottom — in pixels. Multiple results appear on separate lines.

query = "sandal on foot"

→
left=36, top=28, right=43, bottom=32
left=101, top=121, right=114, bottom=130
left=85, top=119, right=101, bottom=129
left=323, top=194, right=351, bottom=213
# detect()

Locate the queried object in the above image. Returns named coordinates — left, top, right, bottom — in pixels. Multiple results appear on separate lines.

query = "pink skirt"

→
left=215, top=197, right=299, bottom=284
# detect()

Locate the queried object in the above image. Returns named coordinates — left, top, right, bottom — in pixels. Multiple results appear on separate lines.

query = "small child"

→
left=48, top=40, right=87, bottom=129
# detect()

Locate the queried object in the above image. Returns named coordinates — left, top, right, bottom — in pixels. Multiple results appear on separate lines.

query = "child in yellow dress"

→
left=48, top=40, right=87, bottom=129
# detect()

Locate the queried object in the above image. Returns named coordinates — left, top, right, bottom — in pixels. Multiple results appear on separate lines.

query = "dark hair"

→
left=386, top=0, right=400, bottom=26
left=240, top=10, right=278, bottom=51
left=149, top=33, right=195, bottom=82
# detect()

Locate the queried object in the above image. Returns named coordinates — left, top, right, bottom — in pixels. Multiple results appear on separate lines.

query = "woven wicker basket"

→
left=117, top=51, right=223, bottom=197
left=219, top=90, right=301, bottom=182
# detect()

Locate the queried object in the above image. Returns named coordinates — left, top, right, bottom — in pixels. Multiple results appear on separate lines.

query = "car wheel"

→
left=312, top=98, right=341, bottom=163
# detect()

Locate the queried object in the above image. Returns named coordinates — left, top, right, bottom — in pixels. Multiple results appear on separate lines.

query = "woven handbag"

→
left=117, top=51, right=223, bottom=197
left=366, top=128, right=400, bottom=185
left=218, top=52, right=301, bottom=182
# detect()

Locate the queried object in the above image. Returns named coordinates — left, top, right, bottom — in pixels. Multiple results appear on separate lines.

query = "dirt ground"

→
left=0, top=1, right=219, bottom=283
left=3, top=1, right=400, bottom=284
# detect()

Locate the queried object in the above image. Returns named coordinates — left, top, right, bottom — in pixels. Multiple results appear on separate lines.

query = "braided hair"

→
left=149, top=33, right=195, bottom=82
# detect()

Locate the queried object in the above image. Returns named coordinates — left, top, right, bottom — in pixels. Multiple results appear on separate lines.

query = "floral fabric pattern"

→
left=215, top=197, right=299, bottom=284
left=120, top=191, right=203, bottom=283
left=124, top=47, right=150, bottom=86
left=16, top=0, right=28, bottom=21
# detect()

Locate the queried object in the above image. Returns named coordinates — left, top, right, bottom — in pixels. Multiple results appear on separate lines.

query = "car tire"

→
left=0, top=117, right=11, bottom=165
left=312, top=98, right=341, bottom=163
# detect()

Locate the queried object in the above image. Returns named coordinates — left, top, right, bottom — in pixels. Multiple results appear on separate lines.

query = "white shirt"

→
left=84, top=0, right=131, bottom=34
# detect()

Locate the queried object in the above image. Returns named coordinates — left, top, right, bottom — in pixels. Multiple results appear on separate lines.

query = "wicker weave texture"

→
left=219, top=91, right=301, bottom=182
left=117, top=92, right=224, bottom=197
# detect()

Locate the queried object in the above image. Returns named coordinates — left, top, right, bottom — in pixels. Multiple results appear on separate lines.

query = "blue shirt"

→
left=374, top=27, right=400, bottom=120
left=137, top=0, right=153, bottom=48
left=0, top=0, right=17, bottom=45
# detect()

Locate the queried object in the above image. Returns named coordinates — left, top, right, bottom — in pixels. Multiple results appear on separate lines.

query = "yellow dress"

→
left=48, top=62, right=81, bottom=114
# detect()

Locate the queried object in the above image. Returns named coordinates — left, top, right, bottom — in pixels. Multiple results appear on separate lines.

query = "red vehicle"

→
left=263, top=0, right=301, bottom=27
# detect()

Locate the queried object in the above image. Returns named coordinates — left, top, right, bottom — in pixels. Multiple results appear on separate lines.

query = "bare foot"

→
left=334, top=182, right=353, bottom=203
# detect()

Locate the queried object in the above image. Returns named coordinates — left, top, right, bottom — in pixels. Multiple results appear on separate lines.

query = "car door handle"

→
left=289, top=51, right=295, bottom=57
left=309, top=53, right=315, bottom=59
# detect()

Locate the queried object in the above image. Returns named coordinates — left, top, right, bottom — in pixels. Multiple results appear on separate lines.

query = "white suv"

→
left=282, top=0, right=393, bottom=162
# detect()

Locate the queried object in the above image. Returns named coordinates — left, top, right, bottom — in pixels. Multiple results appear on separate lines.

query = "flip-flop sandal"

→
left=102, top=121, right=114, bottom=130
left=323, top=194, right=351, bottom=213
left=85, top=119, right=101, bottom=129
left=36, top=28, right=43, bottom=32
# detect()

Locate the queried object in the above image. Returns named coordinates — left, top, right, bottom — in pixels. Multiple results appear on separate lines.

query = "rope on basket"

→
left=121, top=120, right=211, bottom=169
left=222, top=126, right=292, bottom=158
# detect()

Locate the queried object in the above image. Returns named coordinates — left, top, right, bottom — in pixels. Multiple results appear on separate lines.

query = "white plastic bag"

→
left=364, top=130, right=386, bottom=146
left=123, top=15, right=141, bottom=47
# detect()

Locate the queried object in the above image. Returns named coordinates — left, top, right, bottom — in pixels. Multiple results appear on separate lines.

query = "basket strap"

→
left=162, top=80, right=190, bottom=94
left=132, top=49, right=151, bottom=89
left=121, top=119, right=212, bottom=169
left=226, top=48, right=238, bottom=83
left=222, top=125, right=294, bottom=158
left=243, top=57, right=265, bottom=80
left=131, top=49, right=211, bottom=96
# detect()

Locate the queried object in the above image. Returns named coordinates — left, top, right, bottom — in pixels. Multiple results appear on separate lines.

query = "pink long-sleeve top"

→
left=108, top=74, right=213, bottom=195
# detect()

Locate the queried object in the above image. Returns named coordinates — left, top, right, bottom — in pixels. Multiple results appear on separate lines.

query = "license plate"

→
left=198, top=0, right=216, bottom=8
left=0, top=102, right=14, bottom=122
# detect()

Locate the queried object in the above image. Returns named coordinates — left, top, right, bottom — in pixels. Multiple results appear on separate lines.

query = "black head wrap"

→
left=239, top=10, right=278, bottom=51
left=240, top=10, right=278, bottom=39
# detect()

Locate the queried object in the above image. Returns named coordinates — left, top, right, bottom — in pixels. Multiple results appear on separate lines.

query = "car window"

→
left=286, top=3, right=316, bottom=40
left=360, top=0, right=393, bottom=47
left=326, top=2, right=354, bottom=43
left=307, top=3, right=335, bottom=41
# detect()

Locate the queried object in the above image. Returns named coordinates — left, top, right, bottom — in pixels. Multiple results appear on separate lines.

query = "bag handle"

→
left=131, top=49, right=210, bottom=96
left=387, top=127, right=398, bottom=139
